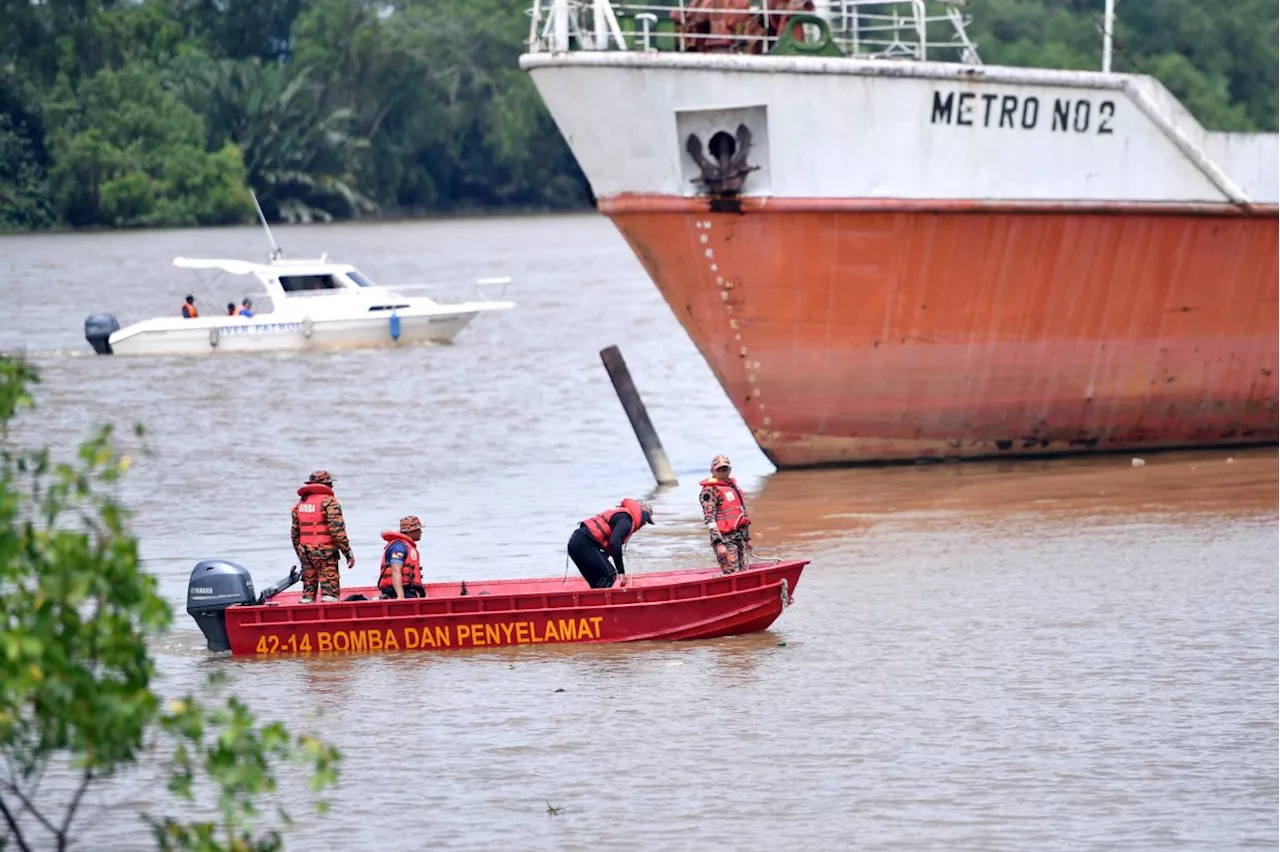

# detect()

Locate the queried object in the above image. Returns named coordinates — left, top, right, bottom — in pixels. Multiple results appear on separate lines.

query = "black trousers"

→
left=568, top=527, right=618, bottom=589
left=379, top=583, right=426, bottom=599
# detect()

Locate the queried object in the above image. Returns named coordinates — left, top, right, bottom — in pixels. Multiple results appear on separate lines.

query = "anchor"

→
left=686, top=124, right=760, bottom=197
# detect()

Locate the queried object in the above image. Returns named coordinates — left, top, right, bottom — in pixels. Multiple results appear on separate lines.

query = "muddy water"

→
left=2, top=214, right=1276, bottom=851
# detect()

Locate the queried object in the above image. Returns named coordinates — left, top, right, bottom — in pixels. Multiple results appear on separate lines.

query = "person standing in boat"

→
left=568, top=498, right=654, bottom=589
left=378, top=515, right=425, bottom=599
left=699, top=455, right=753, bottom=574
left=181, top=295, right=198, bottom=318
left=290, top=470, right=355, bottom=604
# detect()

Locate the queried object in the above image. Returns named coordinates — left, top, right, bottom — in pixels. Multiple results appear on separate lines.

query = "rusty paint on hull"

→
left=600, top=195, right=1279, bottom=468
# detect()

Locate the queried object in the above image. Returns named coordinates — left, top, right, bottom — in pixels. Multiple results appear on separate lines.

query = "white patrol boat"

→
left=84, top=255, right=514, bottom=357
left=83, top=197, right=515, bottom=357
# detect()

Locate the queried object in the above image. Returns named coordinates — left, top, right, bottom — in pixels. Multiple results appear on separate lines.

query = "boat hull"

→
left=107, top=311, right=484, bottom=357
left=222, top=560, right=808, bottom=657
left=604, top=196, right=1279, bottom=467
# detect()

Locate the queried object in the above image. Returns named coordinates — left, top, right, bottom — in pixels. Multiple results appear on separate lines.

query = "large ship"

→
left=519, top=0, right=1278, bottom=468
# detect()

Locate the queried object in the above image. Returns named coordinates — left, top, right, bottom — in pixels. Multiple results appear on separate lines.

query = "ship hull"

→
left=602, top=195, right=1278, bottom=467
left=520, top=49, right=1279, bottom=467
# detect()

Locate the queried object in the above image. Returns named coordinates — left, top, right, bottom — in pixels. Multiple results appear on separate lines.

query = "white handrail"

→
left=525, top=0, right=984, bottom=63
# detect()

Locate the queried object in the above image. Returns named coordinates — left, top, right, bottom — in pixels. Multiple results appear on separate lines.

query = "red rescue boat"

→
left=186, top=559, right=808, bottom=657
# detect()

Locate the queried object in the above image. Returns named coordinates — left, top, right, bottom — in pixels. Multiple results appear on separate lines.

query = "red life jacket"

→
left=294, top=483, right=336, bottom=548
left=700, top=477, right=750, bottom=534
left=582, top=498, right=645, bottom=552
left=378, top=531, right=422, bottom=590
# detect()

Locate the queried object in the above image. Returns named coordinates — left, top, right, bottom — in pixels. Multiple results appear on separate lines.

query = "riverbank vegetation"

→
left=0, top=0, right=1275, bottom=231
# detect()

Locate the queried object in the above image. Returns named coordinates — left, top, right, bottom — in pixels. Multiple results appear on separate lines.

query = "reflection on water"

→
left=748, top=448, right=1278, bottom=545
left=1, top=216, right=1276, bottom=851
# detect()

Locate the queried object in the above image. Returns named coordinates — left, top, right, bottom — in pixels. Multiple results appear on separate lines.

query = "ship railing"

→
left=525, top=0, right=983, bottom=65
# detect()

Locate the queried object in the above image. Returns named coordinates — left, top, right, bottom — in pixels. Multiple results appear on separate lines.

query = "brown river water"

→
left=2, top=213, right=1277, bottom=851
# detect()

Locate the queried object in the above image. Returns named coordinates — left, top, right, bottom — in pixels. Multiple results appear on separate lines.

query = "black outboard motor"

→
left=84, top=314, right=120, bottom=355
left=187, top=559, right=257, bottom=652
left=187, top=561, right=301, bottom=652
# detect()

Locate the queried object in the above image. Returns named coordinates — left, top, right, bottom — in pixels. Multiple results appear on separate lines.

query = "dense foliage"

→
left=0, top=0, right=1275, bottom=230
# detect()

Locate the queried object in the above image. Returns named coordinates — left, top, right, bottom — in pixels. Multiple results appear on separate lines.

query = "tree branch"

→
left=0, top=777, right=59, bottom=834
left=0, top=794, right=35, bottom=852
left=56, top=768, right=94, bottom=850
left=367, top=102, right=394, bottom=140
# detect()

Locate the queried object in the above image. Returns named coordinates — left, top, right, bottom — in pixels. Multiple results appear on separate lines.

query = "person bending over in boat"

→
left=568, top=498, right=654, bottom=589
left=290, top=470, right=355, bottom=604
left=379, top=515, right=425, bottom=599
left=699, top=455, right=753, bottom=574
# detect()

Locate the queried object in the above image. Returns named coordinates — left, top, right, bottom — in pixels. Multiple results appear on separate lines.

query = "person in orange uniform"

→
left=568, top=498, right=654, bottom=589
left=379, top=515, right=425, bottom=599
left=699, top=454, right=753, bottom=574
left=290, top=470, right=355, bottom=603
left=181, top=295, right=198, bottom=318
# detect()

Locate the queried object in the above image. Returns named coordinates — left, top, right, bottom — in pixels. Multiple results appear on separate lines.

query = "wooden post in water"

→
left=600, top=345, right=678, bottom=486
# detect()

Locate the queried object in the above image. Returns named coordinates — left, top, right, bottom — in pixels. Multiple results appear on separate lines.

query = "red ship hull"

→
left=602, top=195, right=1279, bottom=467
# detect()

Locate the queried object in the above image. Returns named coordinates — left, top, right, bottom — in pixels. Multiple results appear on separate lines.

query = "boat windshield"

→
left=279, top=274, right=343, bottom=293
left=347, top=270, right=377, bottom=287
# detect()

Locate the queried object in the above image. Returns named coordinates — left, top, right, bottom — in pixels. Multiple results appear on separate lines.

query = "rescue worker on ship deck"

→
left=568, top=498, right=654, bottom=589
left=700, top=454, right=753, bottom=574
left=379, top=515, right=425, bottom=599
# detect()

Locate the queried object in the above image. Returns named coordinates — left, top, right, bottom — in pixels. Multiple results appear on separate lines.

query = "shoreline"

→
left=0, top=203, right=602, bottom=239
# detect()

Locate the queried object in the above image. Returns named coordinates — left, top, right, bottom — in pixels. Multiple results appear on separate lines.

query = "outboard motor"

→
left=187, top=559, right=257, bottom=652
left=84, top=314, right=120, bottom=355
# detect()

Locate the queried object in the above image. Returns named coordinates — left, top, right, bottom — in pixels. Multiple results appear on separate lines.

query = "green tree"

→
left=0, top=0, right=1275, bottom=231
left=287, top=0, right=590, bottom=216
left=0, top=67, right=55, bottom=231
left=43, top=62, right=253, bottom=227
left=0, top=0, right=204, bottom=91
left=174, top=0, right=305, bottom=62
left=0, top=355, right=340, bottom=851
left=168, top=54, right=375, bottom=222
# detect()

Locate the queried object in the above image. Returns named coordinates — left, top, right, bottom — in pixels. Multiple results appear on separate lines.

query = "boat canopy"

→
left=173, top=257, right=265, bottom=276
left=174, top=256, right=381, bottom=290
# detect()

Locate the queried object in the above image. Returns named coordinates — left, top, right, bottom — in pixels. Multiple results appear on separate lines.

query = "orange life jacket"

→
left=582, top=498, right=645, bottom=552
left=378, top=531, right=422, bottom=590
left=182, top=303, right=198, bottom=318
left=700, top=477, right=751, bottom=534
left=294, top=483, right=335, bottom=548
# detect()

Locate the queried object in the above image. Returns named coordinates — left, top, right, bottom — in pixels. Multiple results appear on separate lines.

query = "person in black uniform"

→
left=568, top=498, right=654, bottom=589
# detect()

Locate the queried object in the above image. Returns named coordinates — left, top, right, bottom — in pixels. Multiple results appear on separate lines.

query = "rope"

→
left=747, top=548, right=782, bottom=568
left=1091, top=4, right=1147, bottom=76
